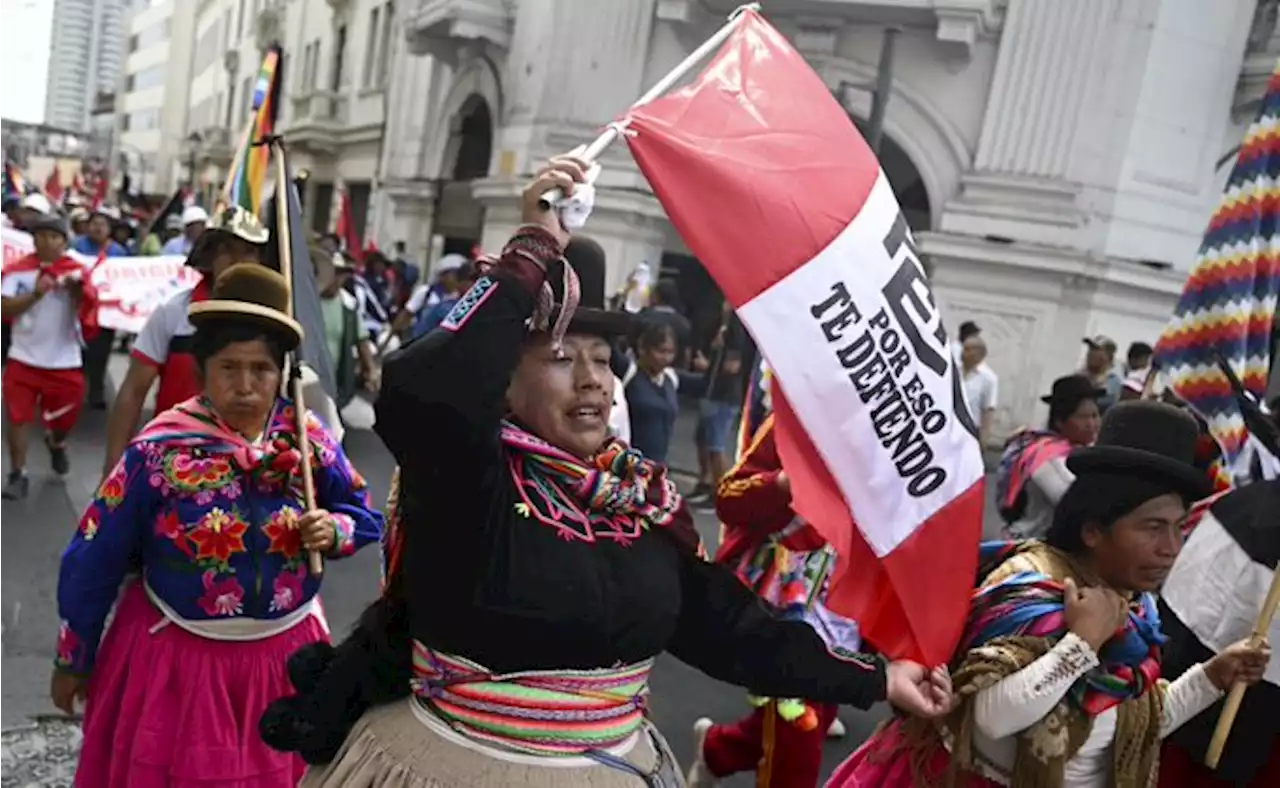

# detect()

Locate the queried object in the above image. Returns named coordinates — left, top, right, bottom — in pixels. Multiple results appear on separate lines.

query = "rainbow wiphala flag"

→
left=1153, top=61, right=1280, bottom=484
left=223, top=46, right=282, bottom=215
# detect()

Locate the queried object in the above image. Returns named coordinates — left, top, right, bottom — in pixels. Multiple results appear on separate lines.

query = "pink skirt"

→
left=75, top=580, right=328, bottom=788
left=824, top=720, right=1001, bottom=787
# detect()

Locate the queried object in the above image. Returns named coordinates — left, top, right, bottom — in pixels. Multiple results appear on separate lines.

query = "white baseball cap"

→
left=181, top=205, right=210, bottom=226
left=20, top=193, right=51, bottom=215
left=435, top=253, right=467, bottom=274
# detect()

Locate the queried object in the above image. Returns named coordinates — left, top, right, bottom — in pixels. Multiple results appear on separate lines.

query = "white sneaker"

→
left=685, top=717, right=719, bottom=787
left=827, top=716, right=847, bottom=738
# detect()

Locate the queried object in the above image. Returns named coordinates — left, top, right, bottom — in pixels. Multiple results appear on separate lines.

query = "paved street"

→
left=1, top=354, right=1003, bottom=785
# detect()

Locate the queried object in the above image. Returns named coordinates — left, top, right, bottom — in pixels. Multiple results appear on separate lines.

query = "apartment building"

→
left=184, top=0, right=394, bottom=235
left=44, top=0, right=127, bottom=132
left=112, top=0, right=198, bottom=195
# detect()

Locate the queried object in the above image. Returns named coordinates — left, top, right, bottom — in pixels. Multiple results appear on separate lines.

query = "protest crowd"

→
left=2, top=6, right=1280, bottom=788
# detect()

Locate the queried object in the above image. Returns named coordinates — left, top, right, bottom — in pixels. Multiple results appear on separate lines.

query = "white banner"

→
left=2, top=227, right=200, bottom=333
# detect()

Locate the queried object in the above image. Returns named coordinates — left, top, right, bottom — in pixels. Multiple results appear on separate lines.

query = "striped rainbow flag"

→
left=1153, top=60, right=1280, bottom=485
left=222, top=46, right=282, bottom=215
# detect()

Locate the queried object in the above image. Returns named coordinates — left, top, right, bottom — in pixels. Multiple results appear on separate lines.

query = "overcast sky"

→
left=1, top=0, right=55, bottom=124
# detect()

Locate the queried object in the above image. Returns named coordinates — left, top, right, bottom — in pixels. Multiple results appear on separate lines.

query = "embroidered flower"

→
left=330, top=513, right=357, bottom=557
left=271, top=565, right=306, bottom=612
left=97, top=462, right=127, bottom=510
left=165, top=452, right=234, bottom=492
left=154, top=510, right=195, bottom=558
left=78, top=509, right=100, bottom=541
left=56, top=621, right=80, bottom=666
left=188, top=508, right=249, bottom=563
left=263, top=506, right=303, bottom=559
left=196, top=570, right=244, bottom=616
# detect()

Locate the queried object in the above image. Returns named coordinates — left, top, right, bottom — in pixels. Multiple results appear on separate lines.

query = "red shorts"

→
left=2, top=359, right=85, bottom=434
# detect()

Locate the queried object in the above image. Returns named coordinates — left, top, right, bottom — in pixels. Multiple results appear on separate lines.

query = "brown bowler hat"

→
left=188, top=263, right=303, bottom=350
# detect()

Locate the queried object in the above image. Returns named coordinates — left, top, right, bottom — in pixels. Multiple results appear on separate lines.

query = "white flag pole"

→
left=538, top=3, right=759, bottom=209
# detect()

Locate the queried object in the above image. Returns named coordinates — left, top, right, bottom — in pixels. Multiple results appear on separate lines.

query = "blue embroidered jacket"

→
left=55, top=397, right=383, bottom=674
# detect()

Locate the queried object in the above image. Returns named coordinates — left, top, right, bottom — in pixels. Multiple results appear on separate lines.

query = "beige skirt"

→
left=300, top=698, right=686, bottom=788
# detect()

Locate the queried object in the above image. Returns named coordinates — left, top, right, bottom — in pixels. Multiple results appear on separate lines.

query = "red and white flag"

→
left=623, top=9, right=984, bottom=663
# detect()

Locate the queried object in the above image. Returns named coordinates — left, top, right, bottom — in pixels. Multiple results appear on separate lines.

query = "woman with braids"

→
left=997, top=374, right=1106, bottom=540
left=54, top=263, right=383, bottom=786
left=260, top=157, right=955, bottom=786
left=826, top=400, right=1272, bottom=788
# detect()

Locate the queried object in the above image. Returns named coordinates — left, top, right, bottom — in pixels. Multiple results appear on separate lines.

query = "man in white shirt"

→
left=960, top=334, right=999, bottom=447
left=1, top=214, right=95, bottom=499
left=161, top=205, right=209, bottom=256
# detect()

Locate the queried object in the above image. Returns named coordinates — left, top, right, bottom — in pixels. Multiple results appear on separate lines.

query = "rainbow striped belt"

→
left=410, top=640, right=653, bottom=756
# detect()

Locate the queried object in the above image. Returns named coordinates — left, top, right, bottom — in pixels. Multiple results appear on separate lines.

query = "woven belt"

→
left=410, top=640, right=652, bottom=756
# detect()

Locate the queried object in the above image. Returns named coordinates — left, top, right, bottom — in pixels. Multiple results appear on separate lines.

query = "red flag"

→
left=43, top=169, right=64, bottom=204
left=623, top=9, right=984, bottom=664
left=334, top=186, right=363, bottom=262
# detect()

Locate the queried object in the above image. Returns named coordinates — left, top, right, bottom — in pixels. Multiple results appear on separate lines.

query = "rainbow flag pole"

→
left=219, top=45, right=282, bottom=215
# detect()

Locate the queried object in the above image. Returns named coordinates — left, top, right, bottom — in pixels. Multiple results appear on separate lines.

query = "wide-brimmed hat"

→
left=553, top=237, right=632, bottom=338
left=182, top=205, right=210, bottom=226
left=1068, top=400, right=1213, bottom=500
left=188, top=263, right=303, bottom=350
left=1040, top=374, right=1106, bottom=405
left=207, top=205, right=269, bottom=244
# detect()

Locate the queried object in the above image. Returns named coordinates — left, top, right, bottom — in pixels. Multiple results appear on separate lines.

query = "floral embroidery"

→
left=97, top=462, right=128, bottom=510
left=78, top=508, right=100, bottom=541
left=196, top=570, right=245, bottom=616
left=154, top=510, right=195, bottom=558
left=271, top=565, right=306, bottom=612
left=331, top=513, right=357, bottom=557
left=160, top=452, right=236, bottom=502
left=55, top=621, right=80, bottom=667
left=188, top=508, right=249, bottom=563
left=263, top=506, right=303, bottom=559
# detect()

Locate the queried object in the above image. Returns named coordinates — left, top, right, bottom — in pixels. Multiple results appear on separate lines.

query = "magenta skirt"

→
left=824, top=720, right=1001, bottom=787
left=75, top=580, right=328, bottom=788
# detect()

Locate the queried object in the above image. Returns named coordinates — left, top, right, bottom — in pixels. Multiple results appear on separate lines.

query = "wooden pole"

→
left=1204, top=560, right=1280, bottom=768
left=272, top=139, right=324, bottom=578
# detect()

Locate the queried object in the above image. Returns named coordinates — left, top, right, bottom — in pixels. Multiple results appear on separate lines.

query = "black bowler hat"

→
left=1068, top=400, right=1213, bottom=501
left=550, top=237, right=632, bottom=338
left=1040, top=374, right=1106, bottom=406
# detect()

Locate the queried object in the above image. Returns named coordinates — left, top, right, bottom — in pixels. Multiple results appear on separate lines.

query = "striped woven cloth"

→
left=410, top=642, right=653, bottom=756
left=1153, top=61, right=1280, bottom=486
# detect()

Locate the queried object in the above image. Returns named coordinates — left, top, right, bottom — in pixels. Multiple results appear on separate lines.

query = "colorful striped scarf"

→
left=964, top=541, right=1164, bottom=715
left=502, top=420, right=681, bottom=543
left=995, top=429, right=1074, bottom=521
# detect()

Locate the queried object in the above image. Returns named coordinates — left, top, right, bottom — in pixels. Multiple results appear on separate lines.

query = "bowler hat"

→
left=549, top=237, right=632, bottom=338
left=1040, top=374, right=1105, bottom=405
left=1068, top=400, right=1213, bottom=500
left=27, top=213, right=70, bottom=238
left=188, top=263, right=303, bottom=350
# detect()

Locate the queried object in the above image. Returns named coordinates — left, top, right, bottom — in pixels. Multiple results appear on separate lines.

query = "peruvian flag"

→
left=623, top=9, right=984, bottom=664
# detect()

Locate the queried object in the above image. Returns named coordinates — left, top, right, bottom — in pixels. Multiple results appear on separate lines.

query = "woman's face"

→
left=1058, top=399, right=1101, bottom=445
left=202, top=338, right=281, bottom=434
left=507, top=333, right=614, bottom=458
left=1082, top=492, right=1186, bottom=592
left=639, top=336, right=676, bottom=375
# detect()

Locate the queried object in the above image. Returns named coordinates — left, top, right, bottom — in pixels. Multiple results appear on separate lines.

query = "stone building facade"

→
left=377, top=0, right=1275, bottom=439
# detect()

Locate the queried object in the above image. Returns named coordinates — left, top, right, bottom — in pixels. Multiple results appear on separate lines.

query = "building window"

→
left=122, top=108, right=162, bottom=131
left=377, top=3, right=394, bottom=86
left=128, top=17, right=170, bottom=53
left=332, top=25, right=347, bottom=91
left=362, top=6, right=380, bottom=87
left=125, top=64, right=166, bottom=93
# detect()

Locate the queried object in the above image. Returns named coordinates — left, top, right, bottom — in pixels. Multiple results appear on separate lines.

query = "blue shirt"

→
left=161, top=235, right=194, bottom=255
left=413, top=296, right=458, bottom=339
left=55, top=397, right=383, bottom=674
left=71, top=236, right=128, bottom=257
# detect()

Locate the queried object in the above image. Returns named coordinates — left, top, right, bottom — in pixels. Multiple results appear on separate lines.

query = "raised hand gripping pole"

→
left=537, top=3, right=759, bottom=212
left=1204, top=560, right=1280, bottom=768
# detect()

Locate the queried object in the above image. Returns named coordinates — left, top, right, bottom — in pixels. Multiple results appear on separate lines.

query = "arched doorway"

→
left=436, top=95, right=493, bottom=255
left=850, top=116, right=931, bottom=232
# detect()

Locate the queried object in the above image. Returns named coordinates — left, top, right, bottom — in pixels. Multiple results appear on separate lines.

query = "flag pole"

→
left=538, top=3, right=759, bottom=209
left=271, top=137, right=324, bottom=578
left=1204, top=560, right=1280, bottom=767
